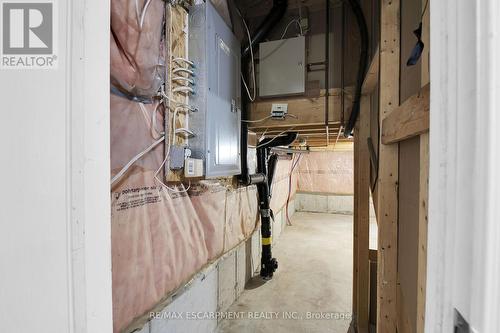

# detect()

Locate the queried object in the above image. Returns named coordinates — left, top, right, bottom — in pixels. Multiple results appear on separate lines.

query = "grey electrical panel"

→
left=259, top=36, right=306, bottom=97
left=188, top=1, right=241, bottom=177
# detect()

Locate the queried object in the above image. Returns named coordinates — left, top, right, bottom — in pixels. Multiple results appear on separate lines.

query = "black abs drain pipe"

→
left=256, top=132, right=298, bottom=279
left=239, top=0, right=288, bottom=185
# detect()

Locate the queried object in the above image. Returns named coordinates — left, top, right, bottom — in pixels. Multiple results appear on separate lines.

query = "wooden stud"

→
left=396, top=282, right=413, bottom=333
left=353, top=118, right=360, bottom=322
left=381, top=84, right=430, bottom=144
left=165, top=5, right=189, bottom=182
left=416, top=133, right=429, bottom=333
left=356, top=95, right=371, bottom=333
left=377, top=0, right=400, bottom=331
left=362, top=47, right=380, bottom=96
left=416, top=2, right=430, bottom=331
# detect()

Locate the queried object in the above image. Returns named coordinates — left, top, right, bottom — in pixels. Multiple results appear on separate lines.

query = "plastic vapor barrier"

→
left=110, top=1, right=260, bottom=332
left=111, top=92, right=260, bottom=332
left=270, top=157, right=299, bottom=213
left=111, top=0, right=165, bottom=100
left=297, top=151, right=354, bottom=195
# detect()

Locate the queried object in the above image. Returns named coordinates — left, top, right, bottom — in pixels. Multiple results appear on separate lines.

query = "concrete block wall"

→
left=134, top=201, right=295, bottom=333
left=295, top=192, right=376, bottom=217
left=296, top=193, right=354, bottom=215
left=136, top=234, right=257, bottom=333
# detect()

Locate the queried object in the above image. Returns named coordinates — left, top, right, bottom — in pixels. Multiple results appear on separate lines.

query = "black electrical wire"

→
left=343, top=0, right=369, bottom=137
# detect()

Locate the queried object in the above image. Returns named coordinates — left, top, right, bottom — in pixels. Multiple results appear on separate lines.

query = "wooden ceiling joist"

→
left=249, top=89, right=348, bottom=128
left=253, top=126, right=341, bottom=135
left=239, top=0, right=328, bottom=18
left=249, top=121, right=342, bottom=132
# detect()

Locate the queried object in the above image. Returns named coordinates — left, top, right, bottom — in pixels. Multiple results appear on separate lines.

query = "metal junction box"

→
left=259, top=36, right=306, bottom=97
left=188, top=1, right=241, bottom=177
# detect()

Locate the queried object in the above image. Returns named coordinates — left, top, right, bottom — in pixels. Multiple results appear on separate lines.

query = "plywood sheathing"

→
left=166, top=5, right=188, bottom=181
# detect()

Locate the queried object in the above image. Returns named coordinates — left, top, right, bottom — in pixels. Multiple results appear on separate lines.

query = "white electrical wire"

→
left=256, top=127, right=296, bottom=148
left=138, top=102, right=151, bottom=126
left=175, top=128, right=195, bottom=137
left=172, top=76, right=195, bottom=85
left=173, top=67, right=195, bottom=76
left=136, top=0, right=153, bottom=30
left=171, top=105, right=195, bottom=144
left=158, top=90, right=195, bottom=111
left=138, top=102, right=164, bottom=139
left=242, top=113, right=298, bottom=123
left=173, top=57, right=195, bottom=67
left=259, top=128, right=269, bottom=141
left=172, top=107, right=180, bottom=143
left=150, top=103, right=164, bottom=139
left=111, top=136, right=165, bottom=186
left=135, top=0, right=141, bottom=27
left=280, top=18, right=304, bottom=39
left=236, top=8, right=256, bottom=102
left=172, top=86, right=195, bottom=94
left=153, top=143, right=191, bottom=193
left=285, top=113, right=299, bottom=119
left=241, top=115, right=272, bottom=123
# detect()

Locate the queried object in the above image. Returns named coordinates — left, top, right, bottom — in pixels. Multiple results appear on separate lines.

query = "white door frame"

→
left=68, top=0, right=113, bottom=332
left=427, top=0, right=500, bottom=332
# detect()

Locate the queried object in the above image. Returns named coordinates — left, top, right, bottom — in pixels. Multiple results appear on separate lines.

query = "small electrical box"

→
left=259, top=36, right=306, bottom=97
left=169, top=145, right=186, bottom=170
left=271, top=103, right=288, bottom=119
left=184, top=158, right=204, bottom=178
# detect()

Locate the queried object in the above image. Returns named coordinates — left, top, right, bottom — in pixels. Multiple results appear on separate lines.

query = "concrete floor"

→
left=217, top=212, right=366, bottom=333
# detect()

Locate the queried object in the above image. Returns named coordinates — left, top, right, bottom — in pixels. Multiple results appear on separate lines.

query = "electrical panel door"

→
left=189, top=1, right=241, bottom=177
left=259, top=36, right=306, bottom=97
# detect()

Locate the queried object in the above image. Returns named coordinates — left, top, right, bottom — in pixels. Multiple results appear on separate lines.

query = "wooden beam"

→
left=416, top=133, right=429, bottom=333
left=381, top=84, right=430, bottom=144
left=377, top=0, right=400, bottom=331
left=416, top=2, right=430, bottom=331
left=355, top=95, right=371, bottom=333
left=362, top=47, right=380, bottom=96
left=396, top=283, right=413, bottom=333
left=242, top=0, right=327, bottom=18
left=165, top=5, right=188, bottom=182
left=353, top=119, right=359, bottom=323
left=250, top=122, right=341, bottom=131
left=254, top=127, right=341, bottom=135
left=249, top=89, right=345, bottom=127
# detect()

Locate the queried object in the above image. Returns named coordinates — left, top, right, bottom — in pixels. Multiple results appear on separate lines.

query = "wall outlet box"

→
left=184, top=158, right=204, bottom=178
left=271, top=103, right=288, bottom=119
left=169, top=145, right=186, bottom=170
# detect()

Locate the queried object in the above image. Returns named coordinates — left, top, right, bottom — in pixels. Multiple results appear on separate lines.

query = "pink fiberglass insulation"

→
left=110, top=1, right=300, bottom=331
left=269, top=157, right=299, bottom=213
left=111, top=0, right=165, bottom=99
left=111, top=94, right=259, bottom=333
left=297, top=151, right=354, bottom=195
